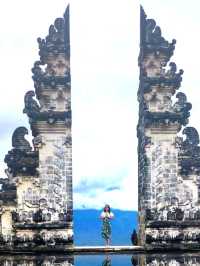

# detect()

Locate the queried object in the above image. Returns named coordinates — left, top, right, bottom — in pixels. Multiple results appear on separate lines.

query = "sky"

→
left=0, top=0, right=200, bottom=211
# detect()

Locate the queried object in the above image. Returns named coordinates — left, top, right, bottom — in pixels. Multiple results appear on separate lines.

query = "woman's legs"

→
left=106, top=237, right=111, bottom=246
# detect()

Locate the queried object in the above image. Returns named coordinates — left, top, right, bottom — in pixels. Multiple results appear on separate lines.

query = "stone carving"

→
left=65, top=134, right=72, bottom=146
left=37, top=137, right=71, bottom=224
left=178, top=127, right=200, bottom=176
left=0, top=178, right=16, bottom=203
left=23, top=91, right=40, bottom=118
left=12, top=127, right=31, bottom=152
left=37, top=6, right=70, bottom=64
left=165, top=62, right=177, bottom=77
left=31, top=61, right=45, bottom=76
left=173, top=92, right=192, bottom=115
left=23, top=91, right=71, bottom=124
left=33, top=6, right=70, bottom=93
left=33, top=134, right=45, bottom=150
left=33, top=209, right=43, bottom=223
left=32, top=60, right=70, bottom=91
left=146, top=228, right=200, bottom=244
left=145, top=207, right=194, bottom=222
left=165, top=62, right=184, bottom=84
left=150, top=143, right=178, bottom=209
left=140, top=6, right=176, bottom=60
left=0, top=178, right=16, bottom=192
left=145, top=18, right=172, bottom=48
left=47, top=109, right=57, bottom=124
left=142, top=64, right=184, bottom=94
left=9, top=230, right=73, bottom=246
left=4, top=127, right=39, bottom=177
left=183, top=126, right=199, bottom=147
left=11, top=211, right=19, bottom=223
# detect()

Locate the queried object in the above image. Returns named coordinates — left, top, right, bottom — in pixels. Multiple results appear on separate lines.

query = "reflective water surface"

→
left=0, top=253, right=200, bottom=265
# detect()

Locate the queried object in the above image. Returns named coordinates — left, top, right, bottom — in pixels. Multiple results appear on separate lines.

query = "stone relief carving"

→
left=151, top=143, right=178, bottom=209
left=38, top=137, right=70, bottom=222
left=146, top=228, right=200, bottom=244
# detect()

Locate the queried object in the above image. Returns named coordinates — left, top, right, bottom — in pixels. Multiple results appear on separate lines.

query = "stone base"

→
left=0, top=243, right=74, bottom=253
left=0, top=254, right=74, bottom=265
left=145, top=243, right=200, bottom=252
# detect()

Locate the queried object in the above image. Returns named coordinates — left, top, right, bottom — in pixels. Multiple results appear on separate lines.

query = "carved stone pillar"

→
left=138, top=6, right=200, bottom=248
left=25, top=5, right=73, bottom=244
left=3, top=5, right=73, bottom=249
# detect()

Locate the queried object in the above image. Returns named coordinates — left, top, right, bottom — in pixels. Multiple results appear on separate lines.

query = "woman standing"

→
left=100, top=204, right=114, bottom=246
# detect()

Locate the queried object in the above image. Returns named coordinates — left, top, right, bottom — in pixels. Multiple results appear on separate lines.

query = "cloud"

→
left=74, top=173, right=137, bottom=211
left=74, top=179, right=121, bottom=194
left=106, top=186, right=120, bottom=192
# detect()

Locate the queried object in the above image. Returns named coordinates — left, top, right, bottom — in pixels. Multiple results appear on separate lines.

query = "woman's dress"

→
left=101, top=212, right=114, bottom=241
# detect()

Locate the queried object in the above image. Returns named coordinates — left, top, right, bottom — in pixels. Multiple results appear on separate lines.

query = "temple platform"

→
left=72, top=245, right=144, bottom=254
left=1, top=245, right=200, bottom=254
left=0, top=245, right=144, bottom=254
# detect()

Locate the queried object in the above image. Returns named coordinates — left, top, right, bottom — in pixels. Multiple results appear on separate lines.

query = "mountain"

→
left=74, top=209, right=138, bottom=246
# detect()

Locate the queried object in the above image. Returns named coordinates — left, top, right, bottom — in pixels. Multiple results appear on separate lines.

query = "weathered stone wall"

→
left=37, top=132, right=72, bottom=221
left=16, top=176, right=40, bottom=222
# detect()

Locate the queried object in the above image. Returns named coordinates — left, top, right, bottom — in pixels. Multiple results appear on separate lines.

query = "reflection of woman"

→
left=100, top=204, right=114, bottom=245
left=102, top=256, right=111, bottom=266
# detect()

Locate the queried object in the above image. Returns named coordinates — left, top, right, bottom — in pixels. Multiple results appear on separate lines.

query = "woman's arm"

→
left=100, top=212, right=105, bottom=219
left=109, top=212, right=114, bottom=219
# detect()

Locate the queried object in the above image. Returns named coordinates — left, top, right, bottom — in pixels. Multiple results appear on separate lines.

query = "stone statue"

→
left=23, top=90, right=40, bottom=117
left=12, top=127, right=31, bottom=152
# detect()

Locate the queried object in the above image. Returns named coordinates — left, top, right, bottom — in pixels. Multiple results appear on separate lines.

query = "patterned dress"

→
left=102, top=257, right=111, bottom=266
left=101, top=211, right=114, bottom=241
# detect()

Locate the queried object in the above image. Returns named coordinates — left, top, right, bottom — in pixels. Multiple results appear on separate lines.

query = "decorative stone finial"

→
left=140, top=5, right=176, bottom=60
left=37, top=4, right=70, bottom=63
